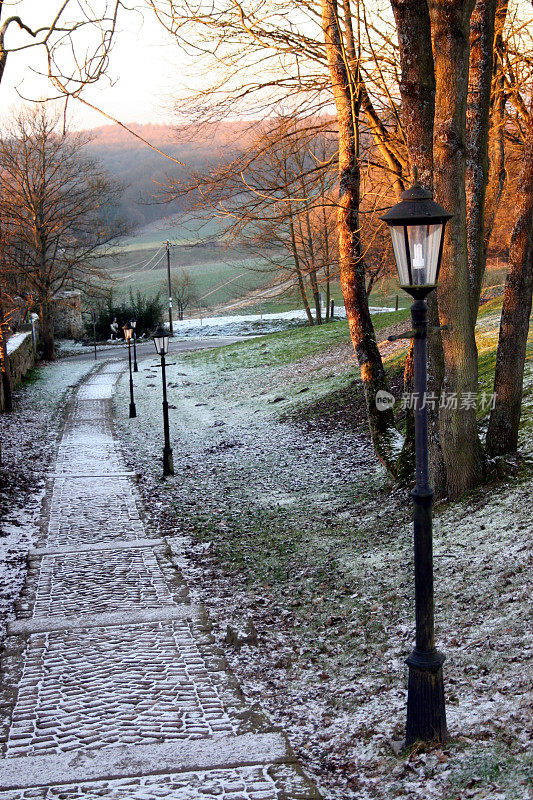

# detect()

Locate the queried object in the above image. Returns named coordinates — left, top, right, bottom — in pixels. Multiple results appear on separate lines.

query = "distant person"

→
left=110, top=317, right=119, bottom=340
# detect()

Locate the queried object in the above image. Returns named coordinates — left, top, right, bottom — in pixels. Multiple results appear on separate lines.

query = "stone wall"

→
left=0, top=330, right=36, bottom=412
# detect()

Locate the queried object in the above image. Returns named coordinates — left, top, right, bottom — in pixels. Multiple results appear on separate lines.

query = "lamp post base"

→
left=129, top=402, right=136, bottom=419
left=406, top=648, right=447, bottom=745
left=163, top=447, right=174, bottom=476
left=134, top=364, right=138, bottom=373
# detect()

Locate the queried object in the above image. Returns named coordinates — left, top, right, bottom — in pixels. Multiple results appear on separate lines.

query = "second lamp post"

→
left=152, top=327, right=174, bottom=476
left=381, top=178, right=452, bottom=746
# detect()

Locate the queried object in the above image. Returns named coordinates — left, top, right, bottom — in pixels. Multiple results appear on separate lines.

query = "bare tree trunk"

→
left=390, top=0, right=435, bottom=190
left=40, top=302, right=56, bottom=361
left=288, top=211, right=314, bottom=326
left=296, top=269, right=314, bottom=326
left=390, top=0, right=446, bottom=493
left=301, top=195, right=322, bottom=324
left=466, top=0, right=499, bottom=311
left=484, top=0, right=509, bottom=249
left=323, top=201, right=331, bottom=321
left=325, top=263, right=331, bottom=321
left=430, top=0, right=483, bottom=499
left=426, top=292, right=447, bottom=497
left=309, top=270, right=322, bottom=325
left=396, top=341, right=415, bottom=481
left=0, top=298, right=13, bottom=412
left=321, top=0, right=401, bottom=475
left=486, top=101, right=533, bottom=456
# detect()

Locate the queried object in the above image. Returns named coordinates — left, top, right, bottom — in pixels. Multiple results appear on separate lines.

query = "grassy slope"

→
left=187, top=309, right=410, bottom=369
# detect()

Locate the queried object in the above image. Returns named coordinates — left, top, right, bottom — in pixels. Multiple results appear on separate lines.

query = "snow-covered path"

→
left=0, top=363, right=319, bottom=799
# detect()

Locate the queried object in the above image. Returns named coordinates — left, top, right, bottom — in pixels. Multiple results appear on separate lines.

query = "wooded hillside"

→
left=86, top=122, right=254, bottom=228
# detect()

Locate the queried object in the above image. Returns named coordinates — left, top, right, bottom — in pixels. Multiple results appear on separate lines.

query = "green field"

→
left=101, top=214, right=281, bottom=306
left=102, top=213, right=507, bottom=314
left=101, top=213, right=406, bottom=312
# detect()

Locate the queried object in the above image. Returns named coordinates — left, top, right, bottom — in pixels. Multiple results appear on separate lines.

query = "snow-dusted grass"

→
left=113, top=310, right=532, bottom=800
left=186, top=310, right=410, bottom=370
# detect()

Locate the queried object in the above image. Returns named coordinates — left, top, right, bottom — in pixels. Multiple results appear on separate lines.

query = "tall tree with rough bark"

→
left=430, top=0, right=482, bottom=498
left=392, top=0, right=492, bottom=497
left=390, top=0, right=447, bottom=494
left=486, top=98, right=533, bottom=456
left=466, top=0, right=510, bottom=313
left=321, top=0, right=403, bottom=471
left=392, top=0, right=532, bottom=496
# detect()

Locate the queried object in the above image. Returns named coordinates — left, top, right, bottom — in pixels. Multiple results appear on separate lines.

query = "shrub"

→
left=87, top=289, right=164, bottom=340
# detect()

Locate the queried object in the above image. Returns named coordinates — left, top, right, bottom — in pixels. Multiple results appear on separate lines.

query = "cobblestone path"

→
left=0, top=363, right=320, bottom=799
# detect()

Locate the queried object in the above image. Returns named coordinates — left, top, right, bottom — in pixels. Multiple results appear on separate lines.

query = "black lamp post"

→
left=92, top=310, right=97, bottom=361
left=380, top=178, right=452, bottom=746
left=123, top=322, right=137, bottom=419
left=131, top=318, right=138, bottom=372
left=152, top=327, right=174, bottom=476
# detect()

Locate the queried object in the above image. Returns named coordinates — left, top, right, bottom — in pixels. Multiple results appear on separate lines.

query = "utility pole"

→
left=92, top=311, right=97, bottom=361
left=166, top=240, right=173, bottom=335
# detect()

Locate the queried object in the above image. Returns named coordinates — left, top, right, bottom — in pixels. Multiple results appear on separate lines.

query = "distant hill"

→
left=85, top=122, right=254, bottom=229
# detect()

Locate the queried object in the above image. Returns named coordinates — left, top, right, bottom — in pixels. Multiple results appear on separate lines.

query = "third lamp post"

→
left=131, top=318, right=138, bottom=372
left=152, top=327, right=174, bottom=476
left=123, top=322, right=136, bottom=419
left=380, top=178, right=452, bottom=746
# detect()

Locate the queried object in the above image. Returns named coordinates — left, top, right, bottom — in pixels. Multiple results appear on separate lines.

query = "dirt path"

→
left=0, top=362, right=320, bottom=799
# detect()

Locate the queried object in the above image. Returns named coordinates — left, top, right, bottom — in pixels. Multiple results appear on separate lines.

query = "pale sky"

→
left=0, top=2, right=190, bottom=130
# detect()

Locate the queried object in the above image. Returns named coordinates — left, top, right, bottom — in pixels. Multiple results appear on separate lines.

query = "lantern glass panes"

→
left=389, top=222, right=444, bottom=288
left=123, top=324, right=133, bottom=341
left=153, top=328, right=169, bottom=356
left=380, top=183, right=452, bottom=295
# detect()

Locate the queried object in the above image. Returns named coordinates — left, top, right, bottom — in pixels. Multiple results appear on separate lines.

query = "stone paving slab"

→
left=43, top=477, right=145, bottom=549
left=26, top=547, right=183, bottom=618
left=46, top=473, right=137, bottom=479
left=17, top=544, right=186, bottom=619
left=0, top=764, right=319, bottom=800
left=76, top=384, right=114, bottom=400
left=0, top=365, right=321, bottom=799
left=29, top=539, right=161, bottom=557
left=9, top=606, right=202, bottom=634
left=0, top=733, right=292, bottom=790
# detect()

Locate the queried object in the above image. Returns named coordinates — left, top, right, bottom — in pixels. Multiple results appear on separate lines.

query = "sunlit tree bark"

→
left=483, top=0, right=509, bottom=250
left=321, top=0, right=402, bottom=473
left=390, top=0, right=446, bottom=493
left=466, top=0, right=499, bottom=311
left=429, top=0, right=483, bottom=499
left=486, top=98, right=533, bottom=456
